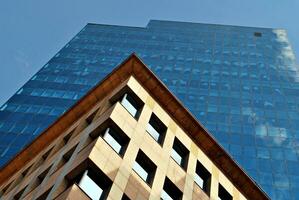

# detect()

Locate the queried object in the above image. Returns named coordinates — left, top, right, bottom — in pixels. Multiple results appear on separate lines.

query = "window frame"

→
left=132, top=150, right=157, bottom=187
left=146, top=113, right=167, bottom=145
left=76, top=167, right=112, bottom=200
left=161, top=177, right=183, bottom=200
left=89, top=119, right=130, bottom=158
left=194, top=161, right=211, bottom=196
left=170, top=138, right=189, bottom=170
left=218, top=183, right=233, bottom=200
left=110, top=87, right=144, bottom=120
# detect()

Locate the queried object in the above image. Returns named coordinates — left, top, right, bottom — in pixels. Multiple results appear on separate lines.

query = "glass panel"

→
left=171, top=149, right=182, bottom=165
left=161, top=190, right=173, bottom=200
left=103, top=129, right=121, bottom=153
left=133, top=162, right=148, bottom=182
left=121, top=94, right=137, bottom=117
left=146, top=123, right=160, bottom=141
left=78, top=171, right=103, bottom=200
left=194, top=174, right=204, bottom=188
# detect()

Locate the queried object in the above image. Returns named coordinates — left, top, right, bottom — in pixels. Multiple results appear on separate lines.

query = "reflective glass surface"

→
left=133, top=162, right=149, bottom=182
left=120, top=94, right=138, bottom=118
left=146, top=123, right=160, bottom=142
left=171, top=149, right=183, bottom=166
left=78, top=171, right=103, bottom=200
left=0, top=20, right=298, bottom=199
left=103, top=129, right=121, bottom=154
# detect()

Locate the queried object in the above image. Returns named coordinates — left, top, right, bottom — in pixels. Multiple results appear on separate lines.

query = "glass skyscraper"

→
left=0, top=20, right=298, bottom=199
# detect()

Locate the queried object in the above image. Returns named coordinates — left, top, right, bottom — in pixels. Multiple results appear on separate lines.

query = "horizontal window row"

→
left=31, top=74, right=98, bottom=86
left=0, top=103, right=66, bottom=116
left=17, top=88, right=83, bottom=100
left=74, top=156, right=231, bottom=200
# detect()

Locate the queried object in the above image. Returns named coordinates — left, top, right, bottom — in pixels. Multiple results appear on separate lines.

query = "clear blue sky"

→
left=0, top=0, right=298, bottom=105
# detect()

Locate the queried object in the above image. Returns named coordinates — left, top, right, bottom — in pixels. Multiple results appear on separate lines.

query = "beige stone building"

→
left=0, top=54, right=269, bottom=200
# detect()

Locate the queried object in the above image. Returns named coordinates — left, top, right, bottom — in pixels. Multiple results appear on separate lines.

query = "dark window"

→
left=120, top=93, right=143, bottom=119
left=121, top=194, right=131, bottom=200
left=132, top=150, right=157, bottom=186
left=25, top=166, right=52, bottom=196
left=161, top=177, right=182, bottom=200
left=146, top=113, right=167, bottom=145
left=0, top=181, right=12, bottom=196
left=21, top=165, right=32, bottom=177
left=54, top=145, right=77, bottom=172
left=171, top=138, right=189, bottom=170
left=218, top=184, right=232, bottom=200
left=35, top=187, right=52, bottom=200
left=63, top=131, right=73, bottom=144
left=77, top=168, right=112, bottom=200
left=110, top=87, right=144, bottom=120
left=38, top=166, right=51, bottom=184
left=63, top=145, right=77, bottom=162
left=13, top=186, right=27, bottom=200
left=254, top=32, right=262, bottom=37
left=42, top=147, right=53, bottom=160
left=194, top=161, right=211, bottom=195
left=102, top=126, right=129, bottom=156
left=86, top=109, right=98, bottom=125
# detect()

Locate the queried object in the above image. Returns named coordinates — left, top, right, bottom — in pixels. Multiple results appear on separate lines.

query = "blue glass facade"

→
left=0, top=20, right=298, bottom=199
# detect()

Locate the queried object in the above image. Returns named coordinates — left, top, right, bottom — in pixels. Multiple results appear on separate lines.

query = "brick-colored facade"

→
left=0, top=54, right=269, bottom=200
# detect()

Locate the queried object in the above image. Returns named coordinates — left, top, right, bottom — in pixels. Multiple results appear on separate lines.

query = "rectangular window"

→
left=194, top=161, right=211, bottom=195
left=102, top=126, right=129, bottom=156
left=132, top=150, right=157, bottom=186
left=171, top=138, right=189, bottom=170
left=161, top=177, right=182, bottom=200
left=218, top=184, right=232, bottom=200
left=146, top=113, right=167, bottom=145
left=120, top=93, right=143, bottom=119
left=77, top=168, right=112, bottom=200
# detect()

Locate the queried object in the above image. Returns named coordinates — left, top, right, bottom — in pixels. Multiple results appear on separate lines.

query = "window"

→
left=77, top=168, right=112, bottom=200
left=194, top=161, right=211, bottom=195
left=54, top=145, right=77, bottom=172
left=0, top=181, right=12, bottom=197
left=146, top=113, right=167, bottom=145
left=161, top=177, right=182, bottom=200
left=42, top=147, right=53, bottom=160
left=38, top=166, right=51, bottom=184
left=218, top=184, right=232, bottom=200
left=132, top=150, right=157, bottom=186
left=171, top=138, right=189, bottom=170
left=26, top=165, right=52, bottom=195
left=7, top=162, right=35, bottom=195
left=13, top=186, right=27, bottom=200
left=117, top=90, right=143, bottom=119
left=86, top=109, right=98, bottom=125
left=121, top=194, right=131, bottom=200
left=63, top=131, right=73, bottom=144
left=254, top=32, right=262, bottom=37
left=35, top=187, right=52, bottom=200
left=102, top=126, right=129, bottom=156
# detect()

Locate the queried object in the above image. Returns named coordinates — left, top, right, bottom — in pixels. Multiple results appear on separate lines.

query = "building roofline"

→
left=85, top=19, right=285, bottom=31
left=0, top=53, right=269, bottom=200
left=148, top=19, right=285, bottom=31
left=86, top=22, right=146, bottom=30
